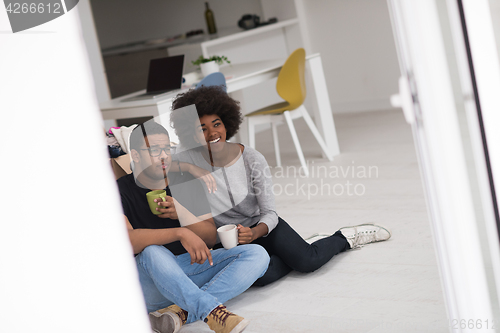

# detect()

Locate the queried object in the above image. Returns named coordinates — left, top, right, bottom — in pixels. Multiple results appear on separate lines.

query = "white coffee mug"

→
left=217, top=224, right=239, bottom=250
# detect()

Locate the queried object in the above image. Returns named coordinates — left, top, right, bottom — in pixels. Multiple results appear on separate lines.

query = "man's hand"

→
left=187, top=164, right=217, bottom=193
left=237, top=224, right=255, bottom=244
left=155, top=196, right=178, bottom=219
left=178, top=228, right=213, bottom=265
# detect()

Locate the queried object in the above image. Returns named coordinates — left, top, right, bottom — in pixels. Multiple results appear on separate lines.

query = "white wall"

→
left=79, top=0, right=110, bottom=104
left=260, top=0, right=297, bottom=22
left=0, top=5, right=150, bottom=333
left=302, top=0, right=400, bottom=113
left=78, top=0, right=116, bottom=129
left=489, top=0, right=500, bottom=58
left=91, top=0, right=264, bottom=49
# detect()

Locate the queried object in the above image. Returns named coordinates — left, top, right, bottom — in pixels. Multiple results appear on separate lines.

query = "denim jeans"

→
left=135, top=244, right=269, bottom=323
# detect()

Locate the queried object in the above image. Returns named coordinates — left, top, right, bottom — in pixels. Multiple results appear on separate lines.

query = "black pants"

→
left=215, top=217, right=350, bottom=286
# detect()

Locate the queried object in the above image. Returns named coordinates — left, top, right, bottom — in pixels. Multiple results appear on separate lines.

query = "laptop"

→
left=122, top=55, right=185, bottom=102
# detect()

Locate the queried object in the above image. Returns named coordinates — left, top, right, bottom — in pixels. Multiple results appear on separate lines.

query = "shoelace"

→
left=209, top=306, right=232, bottom=325
left=350, top=227, right=377, bottom=249
left=176, top=308, right=188, bottom=324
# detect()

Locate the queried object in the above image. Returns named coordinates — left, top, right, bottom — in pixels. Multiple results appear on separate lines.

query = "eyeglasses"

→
left=140, top=147, right=171, bottom=157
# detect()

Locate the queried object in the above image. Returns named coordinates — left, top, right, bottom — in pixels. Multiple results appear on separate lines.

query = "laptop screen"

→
left=146, top=55, right=185, bottom=93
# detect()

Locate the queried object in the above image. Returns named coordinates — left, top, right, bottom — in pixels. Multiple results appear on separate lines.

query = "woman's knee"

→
left=253, top=271, right=279, bottom=287
left=292, top=256, right=323, bottom=273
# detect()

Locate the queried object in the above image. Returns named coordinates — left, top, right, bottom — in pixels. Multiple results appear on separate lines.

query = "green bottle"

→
left=205, top=2, right=217, bottom=35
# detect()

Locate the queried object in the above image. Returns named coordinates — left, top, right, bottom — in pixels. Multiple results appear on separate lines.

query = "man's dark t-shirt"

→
left=117, top=172, right=211, bottom=255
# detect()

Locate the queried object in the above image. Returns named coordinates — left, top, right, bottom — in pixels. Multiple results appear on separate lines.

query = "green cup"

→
left=146, top=190, right=167, bottom=215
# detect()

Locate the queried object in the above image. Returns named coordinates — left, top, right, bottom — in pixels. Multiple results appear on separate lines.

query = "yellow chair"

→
left=245, top=48, right=333, bottom=176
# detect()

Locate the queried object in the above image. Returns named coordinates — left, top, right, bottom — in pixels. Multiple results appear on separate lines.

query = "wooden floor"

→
left=179, top=109, right=449, bottom=333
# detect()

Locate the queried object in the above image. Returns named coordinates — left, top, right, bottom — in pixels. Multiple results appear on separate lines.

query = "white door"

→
left=388, top=0, right=500, bottom=331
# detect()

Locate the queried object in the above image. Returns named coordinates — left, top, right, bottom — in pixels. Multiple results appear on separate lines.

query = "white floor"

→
left=179, top=109, right=449, bottom=333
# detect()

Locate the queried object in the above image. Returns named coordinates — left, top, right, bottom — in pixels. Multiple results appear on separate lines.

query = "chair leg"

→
left=283, top=111, right=309, bottom=177
left=238, top=117, right=250, bottom=146
left=248, top=117, right=256, bottom=149
left=300, top=106, right=334, bottom=161
left=271, top=121, right=281, bottom=167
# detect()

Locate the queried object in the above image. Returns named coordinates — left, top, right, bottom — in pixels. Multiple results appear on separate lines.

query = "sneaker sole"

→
left=340, top=223, right=392, bottom=241
left=304, top=233, right=332, bottom=244
left=229, top=318, right=250, bottom=333
left=149, top=311, right=181, bottom=333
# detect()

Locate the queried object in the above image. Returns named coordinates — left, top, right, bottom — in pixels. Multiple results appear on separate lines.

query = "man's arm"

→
left=155, top=197, right=217, bottom=248
left=124, top=215, right=213, bottom=265
left=124, top=214, right=181, bottom=254
left=184, top=213, right=217, bottom=249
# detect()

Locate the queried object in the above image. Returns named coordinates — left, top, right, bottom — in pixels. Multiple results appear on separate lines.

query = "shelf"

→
left=102, top=19, right=299, bottom=58
left=201, top=18, right=299, bottom=49
left=102, top=34, right=207, bottom=57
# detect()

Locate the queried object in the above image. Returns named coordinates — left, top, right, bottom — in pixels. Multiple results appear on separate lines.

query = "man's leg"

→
left=180, top=244, right=269, bottom=305
left=136, top=244, right=269, bottom=323
left=136, top=245, right=220, bottom=323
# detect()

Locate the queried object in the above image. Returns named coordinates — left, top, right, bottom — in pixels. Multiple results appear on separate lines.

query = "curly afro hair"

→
left=170, top=85, right=242, bottom=148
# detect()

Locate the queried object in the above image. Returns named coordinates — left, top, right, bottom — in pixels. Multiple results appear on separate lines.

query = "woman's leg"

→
left=252, top=254, right=293, bottom=286
left=253, top=217, right=350, bottom=282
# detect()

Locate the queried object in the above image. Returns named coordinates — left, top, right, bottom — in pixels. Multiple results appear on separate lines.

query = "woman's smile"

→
left=199, top=114, right=227, bottom=153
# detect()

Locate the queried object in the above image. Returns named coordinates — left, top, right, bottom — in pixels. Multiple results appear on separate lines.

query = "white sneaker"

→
left=339, top=224, right=391, bottom=249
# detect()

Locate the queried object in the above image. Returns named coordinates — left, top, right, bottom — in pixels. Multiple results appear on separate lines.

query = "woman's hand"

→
left=187, top=164, right=217, bottom=193
left=237, top=223, right=269, bottom=244
left=237, top=224, right=255, bottom=244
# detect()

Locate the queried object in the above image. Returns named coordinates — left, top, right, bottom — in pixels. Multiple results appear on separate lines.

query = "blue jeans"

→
left=135, top=244, right=269, bottom=323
